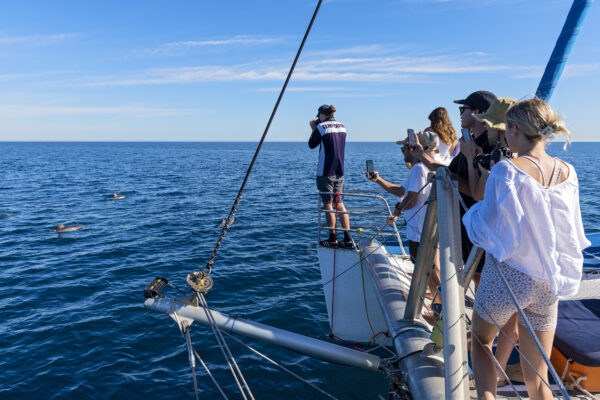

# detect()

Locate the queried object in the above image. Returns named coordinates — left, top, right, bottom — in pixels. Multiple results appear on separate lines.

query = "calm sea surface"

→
left=1, top=142, right=598, bottom=399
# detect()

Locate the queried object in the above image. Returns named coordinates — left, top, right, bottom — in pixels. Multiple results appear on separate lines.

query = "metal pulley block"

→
left=186, top=271, right=214, bottom=294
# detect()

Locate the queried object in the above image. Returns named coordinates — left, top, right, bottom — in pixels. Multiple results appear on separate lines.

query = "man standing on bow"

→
left=308, top=104, right=353, bottom=249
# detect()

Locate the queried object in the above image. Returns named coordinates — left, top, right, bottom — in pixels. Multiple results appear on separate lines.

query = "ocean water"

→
left=1, top=141, right=598, bottom=400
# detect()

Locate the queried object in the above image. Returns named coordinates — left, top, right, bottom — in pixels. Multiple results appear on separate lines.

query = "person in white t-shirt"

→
left=464, top=98, right=590, bottom=400
left=366, top=133, right=438, bottom=318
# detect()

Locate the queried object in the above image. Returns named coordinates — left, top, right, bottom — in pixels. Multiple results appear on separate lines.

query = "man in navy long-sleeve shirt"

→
left=309, top=104, right=353, bottom=249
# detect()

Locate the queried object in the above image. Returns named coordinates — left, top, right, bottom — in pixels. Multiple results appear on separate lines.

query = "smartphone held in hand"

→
left=461, top=128, right=472, bottom=142
left=407, top=129, right=416, bottom=147
left=366, top=160, right=374, bottom=177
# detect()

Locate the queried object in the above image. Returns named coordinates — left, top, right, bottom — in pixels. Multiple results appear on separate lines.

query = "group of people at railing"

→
left=308, top=94, right=590, bottom=399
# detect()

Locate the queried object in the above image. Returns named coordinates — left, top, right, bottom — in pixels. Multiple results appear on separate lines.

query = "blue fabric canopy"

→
left=555, top=298, right=600, bottom=366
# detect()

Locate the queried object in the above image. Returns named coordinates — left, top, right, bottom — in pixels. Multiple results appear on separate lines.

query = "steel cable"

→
left=204, top=0, right=323, bottom=274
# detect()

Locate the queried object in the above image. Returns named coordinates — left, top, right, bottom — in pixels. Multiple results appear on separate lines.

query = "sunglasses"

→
left=461, top=105, right=478, bottom=115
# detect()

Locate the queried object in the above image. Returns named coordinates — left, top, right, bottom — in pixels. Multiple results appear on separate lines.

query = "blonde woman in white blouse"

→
left=463, top=98, right=590, bottom=400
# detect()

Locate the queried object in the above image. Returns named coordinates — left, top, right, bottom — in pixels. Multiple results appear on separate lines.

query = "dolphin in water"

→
left=110, top=193, right=126, bottom=200
left=55, top=223, right=85, bottom=233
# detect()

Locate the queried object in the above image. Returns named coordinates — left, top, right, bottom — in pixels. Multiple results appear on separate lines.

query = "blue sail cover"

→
left=536, top=0, right=594, bottom=101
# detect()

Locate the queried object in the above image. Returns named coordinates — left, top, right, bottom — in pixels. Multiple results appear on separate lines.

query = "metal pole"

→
left=404, top=184, right=439, bottom=320
left=145, top=296, right=381, bottom=372
left=536, top=0, right=594, bottom=101
left=460, top=246, right=485, bottom=293
left=362, top=241, right=446, bottom=400
left=436, top=169, right=469, bottom=400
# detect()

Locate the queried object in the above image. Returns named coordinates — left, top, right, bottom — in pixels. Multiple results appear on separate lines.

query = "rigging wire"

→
left=192, top=347, right=229, bottom=400
left=202, top=0, right=324, bottom=275
left=197, top=293, right=255, bottom=400
left=219, top=330, right=340, bottom=400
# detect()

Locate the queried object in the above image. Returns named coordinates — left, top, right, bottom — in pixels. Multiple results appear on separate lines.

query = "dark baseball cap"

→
left=453, top=91, right=497, bottom=112
left=317, top=104, right=333, bottom=117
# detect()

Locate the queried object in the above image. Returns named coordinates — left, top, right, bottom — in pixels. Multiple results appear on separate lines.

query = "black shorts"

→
left=316, top=175, right=344, bottom=204
left=409, top=240, right=420, bottom=263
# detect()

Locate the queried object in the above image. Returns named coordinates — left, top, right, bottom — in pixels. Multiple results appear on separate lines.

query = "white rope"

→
left=567, top=372, right=598, bottom=400
left=192, top=347, right=229, bottom=400
left=220, top=330, right=340, bottom=400
left=583, top=249, right=600, bottom=261
left=197, top=294, right=254, bottom=400
left=559, top=358, right=599, bottom=400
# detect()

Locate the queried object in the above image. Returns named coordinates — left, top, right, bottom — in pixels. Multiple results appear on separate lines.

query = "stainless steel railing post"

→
left=436, top=168, right=469, bottom=400
left=404, top=183, right=439, bottom=320
left=460, top=246, right=484, bottom=293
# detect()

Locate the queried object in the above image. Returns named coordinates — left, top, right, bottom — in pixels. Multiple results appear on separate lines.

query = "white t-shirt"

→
left=402, top=162, right=432, bottom=242
left=463, top=159, right=590, bottom=296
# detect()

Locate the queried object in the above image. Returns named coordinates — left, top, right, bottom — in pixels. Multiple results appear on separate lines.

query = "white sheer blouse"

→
left=432, top=134, right=458, bottom=166
left=463, top=159, right=590, bottom=296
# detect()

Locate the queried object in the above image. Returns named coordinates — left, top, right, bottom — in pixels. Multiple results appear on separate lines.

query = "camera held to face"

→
left=473, top=142, right=513, bottom=171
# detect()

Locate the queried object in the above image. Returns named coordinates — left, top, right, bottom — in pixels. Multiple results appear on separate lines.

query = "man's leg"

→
left=337, top=202, right=350, bottom=230
left=323, top=202, right=336, bottom=232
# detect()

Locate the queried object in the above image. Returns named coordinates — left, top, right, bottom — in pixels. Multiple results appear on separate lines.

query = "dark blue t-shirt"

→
left=308, top=118, right=346, bottom=177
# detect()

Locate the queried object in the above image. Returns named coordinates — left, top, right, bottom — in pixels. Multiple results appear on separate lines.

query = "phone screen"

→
left=461, top=128, right=472, bottom=142
left=366, top=160, right=374, bottom=175
left=407, top=129, right=416, bottom=146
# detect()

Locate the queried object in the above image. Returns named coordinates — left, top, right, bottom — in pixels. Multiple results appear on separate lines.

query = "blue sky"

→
left=1, top=0, right=599, bottom=141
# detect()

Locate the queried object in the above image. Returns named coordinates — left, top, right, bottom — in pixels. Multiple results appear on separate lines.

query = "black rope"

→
left=202, top=0, right=324, bottom=274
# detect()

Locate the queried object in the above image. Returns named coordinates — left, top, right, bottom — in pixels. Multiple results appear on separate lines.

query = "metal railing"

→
left=317, top=190, right=404, bottom=252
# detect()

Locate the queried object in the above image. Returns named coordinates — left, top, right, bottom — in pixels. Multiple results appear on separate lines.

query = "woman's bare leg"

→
left=518, top=325, right=556, bottom=400
left=471, top=311, right=500, bottom=400
left=495, top=313, right=519, bottom=381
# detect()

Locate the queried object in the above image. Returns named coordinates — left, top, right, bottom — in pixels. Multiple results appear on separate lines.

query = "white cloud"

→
left=0, top=70, right=77, bottom=82
left=0, top=105, right=193, bottom=118
left=141, top=35, right=284, bottom=56
left=80, top=52, right=523, bottom=86
left=0, top=33, right=76, bottom=46
left=511, top=63, right=600, bottom=79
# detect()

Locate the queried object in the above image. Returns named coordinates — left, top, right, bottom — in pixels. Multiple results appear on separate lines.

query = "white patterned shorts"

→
left=475, top=255, right=558, bottom=331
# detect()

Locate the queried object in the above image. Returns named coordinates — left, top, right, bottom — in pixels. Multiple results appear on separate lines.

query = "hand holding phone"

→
left=407, top=129, right=416, bottom=147
left=366, top=160, right=375, bottom=178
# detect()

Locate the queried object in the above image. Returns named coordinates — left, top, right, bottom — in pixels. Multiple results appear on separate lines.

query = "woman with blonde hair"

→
left=424, top=107, right=458, bottom=166
left=464, top=98, right=590, bottom=399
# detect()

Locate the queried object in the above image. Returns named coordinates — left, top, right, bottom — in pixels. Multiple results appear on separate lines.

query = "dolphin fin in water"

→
left=55, top=223, right=85, bottom=233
